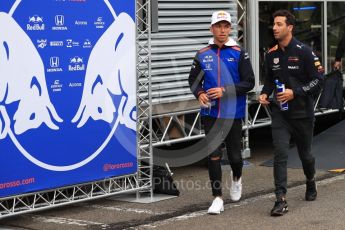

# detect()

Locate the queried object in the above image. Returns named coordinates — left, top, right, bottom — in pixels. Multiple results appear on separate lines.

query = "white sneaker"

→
left=207, top=197, right=224, bottom=215
left=230, top=177, right=242, bottom=202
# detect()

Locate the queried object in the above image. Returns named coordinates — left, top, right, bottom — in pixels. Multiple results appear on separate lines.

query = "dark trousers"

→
left=202, top=116, right=243, bottom=197
left=271, top=111, right=315, bottom=198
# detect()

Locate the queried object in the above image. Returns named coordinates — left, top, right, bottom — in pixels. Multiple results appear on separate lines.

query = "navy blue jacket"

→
left=261, top=37, right=324, bottom=118
left=188, top=39, right=255, bottom=119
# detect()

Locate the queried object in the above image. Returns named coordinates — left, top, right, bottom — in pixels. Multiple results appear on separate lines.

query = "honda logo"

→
left=50, top=57, right=60, bottom=68
left=55, top=15, right=64, bottom=26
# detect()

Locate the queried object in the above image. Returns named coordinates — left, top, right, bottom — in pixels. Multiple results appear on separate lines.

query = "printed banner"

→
left=0, top=0, right=137, bottom=198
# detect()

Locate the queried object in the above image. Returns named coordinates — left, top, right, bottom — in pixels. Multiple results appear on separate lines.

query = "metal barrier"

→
left=149, top=90, right=344, bottom=159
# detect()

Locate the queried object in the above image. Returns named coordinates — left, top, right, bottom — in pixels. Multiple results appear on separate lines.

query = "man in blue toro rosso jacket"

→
left=188, top=11, right=255, bottom=215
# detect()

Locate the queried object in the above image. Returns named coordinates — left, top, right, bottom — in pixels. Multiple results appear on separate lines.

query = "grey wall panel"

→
left=152, top=0, right=238, bottom=106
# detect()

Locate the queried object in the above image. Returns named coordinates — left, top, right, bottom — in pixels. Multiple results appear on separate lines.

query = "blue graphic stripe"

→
left=30, top=76, right=42, bottom=96
left=3, top=42, right=9, bottom=60
left=115, top=33, right=124, bottom=51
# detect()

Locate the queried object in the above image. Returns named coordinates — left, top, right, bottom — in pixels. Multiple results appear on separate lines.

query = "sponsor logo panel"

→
left=27, top=15, right=45, bottom=31
left=68, top=56, right=85, bottom=71
left=47, top=56, right=63, bottom=72
left=51, top=79, right=63, bottom=92
left=75, top=20, right=88, bottom=26
left=94, top=16, right=105, bottom=29
left=66, top=39, right=80, bottom=48
left=37, top=39, right=47, bottom=49
left=69, top=82, right=83, bottom=87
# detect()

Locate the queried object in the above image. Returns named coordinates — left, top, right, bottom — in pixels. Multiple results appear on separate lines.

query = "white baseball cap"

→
left=211, top=10, right=231, bottom=25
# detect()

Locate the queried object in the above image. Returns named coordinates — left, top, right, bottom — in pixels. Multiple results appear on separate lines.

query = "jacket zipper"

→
left=217, top=48, right=221, bottom=118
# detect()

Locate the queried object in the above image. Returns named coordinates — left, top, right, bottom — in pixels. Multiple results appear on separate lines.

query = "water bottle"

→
left=205, top=100, right=216, bottom=115
left=274, top=79, right=288, bottom=111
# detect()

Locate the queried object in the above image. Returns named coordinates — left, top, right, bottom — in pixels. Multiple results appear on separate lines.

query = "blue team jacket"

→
left=188, top=38, right=255, bottom=119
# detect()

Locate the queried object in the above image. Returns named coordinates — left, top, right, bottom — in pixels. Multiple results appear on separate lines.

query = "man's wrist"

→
left=197, top=91, right=206, bottom=98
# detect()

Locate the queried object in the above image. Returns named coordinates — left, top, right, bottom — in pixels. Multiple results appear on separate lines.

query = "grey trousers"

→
left=271, top=111, right=315, bottom=198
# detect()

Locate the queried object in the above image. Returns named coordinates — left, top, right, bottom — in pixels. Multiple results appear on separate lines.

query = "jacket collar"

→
left=208, top=37, right=238, bottom=47
left=280, top=37, right=297, bottom=51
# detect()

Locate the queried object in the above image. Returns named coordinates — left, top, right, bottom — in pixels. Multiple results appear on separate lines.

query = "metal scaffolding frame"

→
left=151, top=109, right=203, bottom=147
left=150, top=91, right=343, bottom=158
left=0, top=0, right=152, bottom=219
left=148, top=0, right=344, bottom=158
left=237, top=0, right=247, bottom=48
left=136, top=0, right=153, bottom=198
left=0, top=175, right=139, bottom=218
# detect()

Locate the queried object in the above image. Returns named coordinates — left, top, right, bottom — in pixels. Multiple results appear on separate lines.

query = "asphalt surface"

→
left=0, top=114, right=344, bottom=230
left=135, top=174, right=345, bottom=230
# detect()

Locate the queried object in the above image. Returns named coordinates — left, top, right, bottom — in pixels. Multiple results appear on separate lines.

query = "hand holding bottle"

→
left=198, top=92, right=210, bottom=108
left=275, top=80, right=294, bottom=110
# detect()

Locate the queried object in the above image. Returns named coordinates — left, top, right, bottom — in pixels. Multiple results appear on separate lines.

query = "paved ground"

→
left=135, top=174, right=345, bottom=230
left=0, top=116, right=343, bottom=230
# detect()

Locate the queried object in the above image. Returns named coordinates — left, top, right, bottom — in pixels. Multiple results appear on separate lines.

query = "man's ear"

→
left=288, top=24, right=293, bottom=33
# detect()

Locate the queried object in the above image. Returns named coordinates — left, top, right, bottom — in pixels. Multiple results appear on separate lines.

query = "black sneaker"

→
left=305, top=180, right=317, bottom=201
left=270, top=199, right=288, bottom=216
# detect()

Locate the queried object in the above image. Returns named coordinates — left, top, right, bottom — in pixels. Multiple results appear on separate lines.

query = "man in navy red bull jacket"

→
left=188, top=10, right=255, bottom=215
left=259, top=10, right=323, bottom=217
